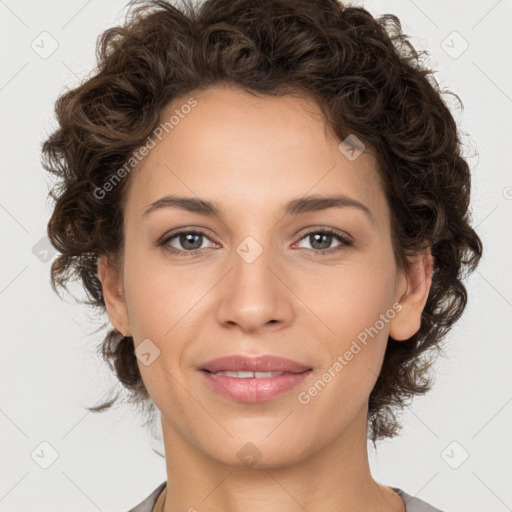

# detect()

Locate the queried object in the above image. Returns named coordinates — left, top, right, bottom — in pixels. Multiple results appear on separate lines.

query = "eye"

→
left=159, top=230, right=216, bottom=255
left=295, top=228, right=353, bottom=256
left=158, top=227, right=353, bottom=257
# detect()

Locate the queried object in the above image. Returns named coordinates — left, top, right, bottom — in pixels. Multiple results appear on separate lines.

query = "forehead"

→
left=124, top=84, right=388, bottom=224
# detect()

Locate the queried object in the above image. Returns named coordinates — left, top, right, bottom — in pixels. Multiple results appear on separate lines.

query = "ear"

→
left=97, top=254, right=131, bottom=337
left=389, top=247, right=434, bottom=341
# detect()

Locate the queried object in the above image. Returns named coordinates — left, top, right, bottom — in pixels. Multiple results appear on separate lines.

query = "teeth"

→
left=213, top=371, right=285, bottom=378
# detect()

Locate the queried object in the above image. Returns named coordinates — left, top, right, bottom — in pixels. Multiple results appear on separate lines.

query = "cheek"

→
left=304, top=256, right=396, bottom=343
left=301, top=254, right=397, bottom=403
left=121, top=248, right=213, bottom=392
left=297, top=277, right=395, bottom=431
left=122, top=247, right=199, bottom=338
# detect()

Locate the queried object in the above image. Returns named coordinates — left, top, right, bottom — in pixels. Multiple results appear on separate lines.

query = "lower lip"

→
left=199, top=370, right=312, bottom=402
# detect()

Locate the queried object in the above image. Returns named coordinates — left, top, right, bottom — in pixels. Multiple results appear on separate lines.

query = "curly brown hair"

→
left=42, top=0, right=483, bottom=446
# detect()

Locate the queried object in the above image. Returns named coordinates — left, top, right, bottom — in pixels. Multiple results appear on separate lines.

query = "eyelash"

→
left=158, top=228, right=354, bottom=257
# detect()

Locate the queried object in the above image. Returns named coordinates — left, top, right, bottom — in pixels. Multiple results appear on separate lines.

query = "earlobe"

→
left=389, top=248, right=434, bottom=342
left=97, top=254, right=131, bottom=337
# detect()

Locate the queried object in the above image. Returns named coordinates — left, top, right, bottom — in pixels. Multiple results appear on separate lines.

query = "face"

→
left=99, top=84, right=431, bottom=468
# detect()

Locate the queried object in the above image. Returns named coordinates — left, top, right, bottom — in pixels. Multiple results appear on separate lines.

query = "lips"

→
left=199, top=355, right=313, bottom=402
left=200, top=354, right=312, bottom=374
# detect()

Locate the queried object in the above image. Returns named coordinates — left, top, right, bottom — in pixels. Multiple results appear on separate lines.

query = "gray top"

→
left=126, top=481, right=446, bottom=512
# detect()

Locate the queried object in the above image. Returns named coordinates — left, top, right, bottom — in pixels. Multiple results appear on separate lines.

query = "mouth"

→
left=203, top=370, right=292, bottom=378
left=200, top=354, right=312, bottom=374
left=199, top=354, right=313, bottom=402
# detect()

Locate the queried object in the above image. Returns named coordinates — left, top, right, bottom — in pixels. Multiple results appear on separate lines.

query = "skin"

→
left=98, top=83, right=433, bottom=512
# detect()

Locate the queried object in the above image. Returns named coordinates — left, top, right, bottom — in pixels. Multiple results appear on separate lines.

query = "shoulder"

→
left=126, top=481, right=167, bottom=512
left=393, top=487, right=447, bottom=512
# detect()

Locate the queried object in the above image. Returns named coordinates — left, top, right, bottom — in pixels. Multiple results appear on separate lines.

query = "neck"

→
left=159, top=403, right=405, bottom=512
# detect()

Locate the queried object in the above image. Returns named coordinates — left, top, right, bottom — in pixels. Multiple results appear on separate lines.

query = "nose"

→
left=215, top=239, right=294, bottom=334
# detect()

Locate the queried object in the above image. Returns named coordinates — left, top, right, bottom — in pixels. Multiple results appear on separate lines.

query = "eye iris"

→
left=181, top=233, right=202, bottom=250
left=310, top=233, right=332, bottom=250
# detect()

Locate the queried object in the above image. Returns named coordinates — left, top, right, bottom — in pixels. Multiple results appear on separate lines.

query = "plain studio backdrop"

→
left=0, top=0, right=511, bottom=511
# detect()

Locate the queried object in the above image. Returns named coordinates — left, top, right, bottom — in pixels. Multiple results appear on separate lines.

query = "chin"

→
left=196, top=428, right=317, bottom=470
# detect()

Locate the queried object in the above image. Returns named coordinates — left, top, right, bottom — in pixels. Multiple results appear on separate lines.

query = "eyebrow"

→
left=143, top=194, right=374, bottom=223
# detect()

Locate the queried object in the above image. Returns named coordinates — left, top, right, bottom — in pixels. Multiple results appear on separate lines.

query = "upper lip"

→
left=200, top=355, right=312, bottom=374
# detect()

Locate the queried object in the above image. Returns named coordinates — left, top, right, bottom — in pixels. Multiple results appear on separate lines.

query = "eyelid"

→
left=292, top=227, right=353, bottom=255
left=294, top=225, right=354, bottom=244
left=158, top=228, right=218, bottom=252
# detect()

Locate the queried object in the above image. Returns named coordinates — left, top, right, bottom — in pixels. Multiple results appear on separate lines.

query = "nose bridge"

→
left=234, top=233, right=276, bottom=288
left=216, top=231, right=292, bottom=332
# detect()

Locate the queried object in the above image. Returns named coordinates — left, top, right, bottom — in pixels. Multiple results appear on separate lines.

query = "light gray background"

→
left=1, top=0, right=511, bottom=511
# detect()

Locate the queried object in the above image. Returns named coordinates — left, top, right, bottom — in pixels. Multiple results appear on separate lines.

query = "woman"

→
left=41, top=0, right=482, bottom=510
